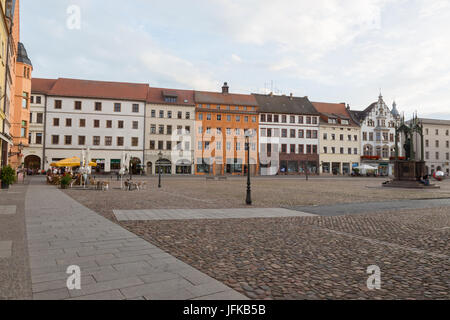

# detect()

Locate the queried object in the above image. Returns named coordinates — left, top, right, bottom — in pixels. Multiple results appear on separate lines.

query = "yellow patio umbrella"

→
left=50, top=156, right=97, bottom=167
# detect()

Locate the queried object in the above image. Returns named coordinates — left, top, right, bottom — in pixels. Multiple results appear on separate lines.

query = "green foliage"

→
left=0, top=166, right=16, bottom=185
left=60, top=174, right=72, bottom=187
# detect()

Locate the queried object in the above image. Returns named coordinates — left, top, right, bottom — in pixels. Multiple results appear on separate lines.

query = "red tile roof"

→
left=146, top=87, right=195, bottom=106
left=312, top=101, right=358, bottom=126
left=32, top=78, right=150, bottom=101
left=31, top=78, right=57, bottom=94
left=195, top=91, right=258, bottom=107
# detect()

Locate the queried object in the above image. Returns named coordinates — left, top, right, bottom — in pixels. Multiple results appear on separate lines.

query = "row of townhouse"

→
left=0, top=0, right=33, bottom=169
left=25, top=77, right=406, bottom=176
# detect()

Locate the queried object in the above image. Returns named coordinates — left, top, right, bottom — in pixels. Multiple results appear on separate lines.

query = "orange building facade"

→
left=194, top=83, right=259, bottom=176
left=6, top=0, right=32, bottom=169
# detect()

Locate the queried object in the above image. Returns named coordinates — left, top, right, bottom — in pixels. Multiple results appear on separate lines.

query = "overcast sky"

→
left=22, top=0, right=450, bottom=119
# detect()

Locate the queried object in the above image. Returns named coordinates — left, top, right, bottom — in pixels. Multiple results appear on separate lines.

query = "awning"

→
left=50, top=157, right=97, bottom=167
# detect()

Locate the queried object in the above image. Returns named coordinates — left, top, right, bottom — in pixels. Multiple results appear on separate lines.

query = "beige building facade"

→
left=144, top=88, right=196, bottom=175
left=313, top=102, right=361, bottom=175
left=416, top=118, right=450, bottom=176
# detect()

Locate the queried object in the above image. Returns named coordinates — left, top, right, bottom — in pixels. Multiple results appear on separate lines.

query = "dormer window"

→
left=164, top=96, right=177, bottom=103
left=328, top=118, right=337, bottom=124
left=341, top=119, right=349, bottom=125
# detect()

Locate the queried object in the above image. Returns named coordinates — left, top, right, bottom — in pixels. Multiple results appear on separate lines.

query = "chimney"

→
left=346, top=104, right=350, bottom=110
left=289, top=93, right=293, bottom=100
left=222, top=82, right=229, bottom=94
left=269, top=92, right=273, bottom=97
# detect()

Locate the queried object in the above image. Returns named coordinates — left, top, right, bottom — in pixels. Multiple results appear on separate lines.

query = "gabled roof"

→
left=253, top=94, right=319, bottom=115
left=312, top=101, right=358, bottom=126
left=146, top=87, right=195, bottom=106
left=31, top=78, right=57, bottom=94
left=195, top=91, right=258, bottom=107
left=32, top=78, right=150, bottom=101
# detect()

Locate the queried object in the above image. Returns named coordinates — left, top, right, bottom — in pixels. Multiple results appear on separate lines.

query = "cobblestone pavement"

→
left=0, top=181, right=32, bottom=300
left=63, top=177, right=450, bottom=222
left=121, top=208, right=449, bottom=300
left=24, top=178, right=247, bottom=300
left=62, top=177, right=450, bottom=300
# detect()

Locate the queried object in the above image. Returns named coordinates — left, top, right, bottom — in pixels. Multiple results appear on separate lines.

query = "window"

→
left=78, top=136, right=85, bottom=145
left=22, top=92, right=28, bottom=108
left=159, top=110, right=164, bottom=118
left=186, top=112, right=190, bottom=119
left=281, top=144, right=287, bottom=153
left=348, top=135, right=352, bottom=141
left=30, top=96, right=34, bottom=104
left=66, top=118, right=72, bottom=127
left=341, top=119, right=349, bottom=125
left=306, top=116, right=312, bottom=124
left=52, top=135, right=59, bottom=144
left=307, top=145, right=312, bottom=154
left=245, top=116, right=249, bottom=122
left=290, top=129, right=296, bottom=138
left=114, top=103, right=121, bottom=112
left=313, top=145, right=317, bottom=154
left=267, top=128, right=272, bottom=137
left=312, top=117, right=318, bottom=125
left=110, top=159, right=121, bottom=170
left=354, top=135, right=358, bottom=142
left=167, top=111, right=172, bottom=119
left=436, top=129, right=439, bottom=135
left=53, top=118, right=60, bottom=126
left=36, top=113, right=43, bottom=124
left=132, top=137, right=139, bottom=147
left=290, top=144, right=296, bottom=153
left=207, top=114, right=212, bottom=120
left=306, top=130, right=312, bottom=139
left=348, top=148, right=352, bottom=154
left=64, top=135, right=72, bottom=145
left=205, top=141, right=210, bottom=150
left=281, top=129, right=287, bottom=138
left=312, top=131, right=318, bottom=139
left=185, top=126, right=190, bottom=134
left=105, top=136, right=112, bottom=146
left=151, top=110, right=156, bottom=118
left=36, top=133, right=42, bottom=145
left=299, top=144, right=304, bottom=154
left=324, top=147, right=327, bottom=154
left=363, top=132, right=367, bottom=141
left=94, top=120, right=100, bottom=128
left=95, top=102, right=102, bottom=111
left=217, top=114, right=222, bottom=121
left=55, top=100, right=62, bottom=109
left=227, top=141, right=231, bottom=150
left=425, top=151, right=429, bottom=160
left=340, top=134, right=344, bottom=141
left=159, top=125, right=164, bottom=134
left=158, top=141, right=164, bottom=150
left=436, top=152, right=439, bottom=160
left=198, top=141, right=202, bottom=150
left=117, top=137, right=124, bottom=146
left=436, top=140, right=439, bottom=148
left=74, top=101, right=82, bottom=110
left=198, top=126, right=203, bottom=134
left=236, top=116, right=241, bottom=122
left=93, top=136, right=100, bottom=146
left=236, top=142, right=241, bottom=151
left=167, top=125, right=173, bottom=135
left=354, top=148, right=358, bottom=155
left=323, top=133, right=327, bottom=140
left=36, top=96, right=41, bottom=104
left=298, top=116, right=304, bottom=124
left=227, top=115, right=231, bottom=121
left=178, top=111, right=182, bottom=119
left=252, top=116, right=256, bottom=122
left=150, top=141, right=155, bottom=150
left=261, top=114, right=266, bottom=122
left=282, top=115, right=287, bottom=123
left=118, top=121, right=124, bottom=129
left=132, top=104, right=139, bottom=113
left=290, top=116, right=295, bottom=124
left=132, top=121, right=139, bottom=130
left=106, top=120, right=112, bottom=128
left=207, top=127, right=211, bottom=134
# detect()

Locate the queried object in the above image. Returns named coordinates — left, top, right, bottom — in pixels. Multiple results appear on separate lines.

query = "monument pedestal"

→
left=382, top=160, right=440, bottom=189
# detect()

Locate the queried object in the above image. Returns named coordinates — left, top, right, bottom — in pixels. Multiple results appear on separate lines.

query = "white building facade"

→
left=254, top=94, right=320, bottom=175
left=23, top=92, right=46, bottom=171
left=29, top=78, right=149, bottom=173
left=350, top=95, right=402, bottom=176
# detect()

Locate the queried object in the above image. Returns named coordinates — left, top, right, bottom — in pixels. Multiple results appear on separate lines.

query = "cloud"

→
left=231, top=54, right=242, bottom=63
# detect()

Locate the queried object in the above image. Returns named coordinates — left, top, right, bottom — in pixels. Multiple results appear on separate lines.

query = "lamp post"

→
left=158, top=151, right=163, bottom=188
left=245, top=135, right=252, bottom=205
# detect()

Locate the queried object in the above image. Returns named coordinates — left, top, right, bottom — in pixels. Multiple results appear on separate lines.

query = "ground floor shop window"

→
left=287, top=161, right=298, bottom=173
left=110, top=159, right=121, bottom=170
left=322, top=162, right=330, bottom=173
left=332, top=162, right=341, bottom=175
left=93, top=159, right=105, bottom=173
left=279, top=160, right=287, bottom=173
left=342, top=163, right=350, bottom=175
left=176, top=165, right=191, bottom=174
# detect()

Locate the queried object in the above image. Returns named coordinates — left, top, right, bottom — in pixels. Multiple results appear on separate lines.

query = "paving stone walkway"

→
left=113, top=208, right=316, bottom=221
left=25, top=181, right=247, bottom=300
left=289, top=197, right=450, bottom=216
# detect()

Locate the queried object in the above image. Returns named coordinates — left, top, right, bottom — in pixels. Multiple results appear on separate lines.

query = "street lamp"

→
left=245, top=135, right=252, bottom=205
left=158, top=151, right=163, bottom=188
left=8, top=142, right=24, bottom=157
